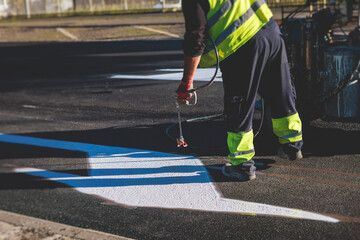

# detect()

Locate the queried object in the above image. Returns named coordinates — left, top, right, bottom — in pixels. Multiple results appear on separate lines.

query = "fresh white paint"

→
left=109, top=68, right=222, bottom=82
left=22, top=105, right=38, bottom=109
left=0, top=134, right=339, bottom=223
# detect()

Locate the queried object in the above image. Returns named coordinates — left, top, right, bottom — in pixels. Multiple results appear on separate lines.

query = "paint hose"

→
left=166, top=98, right=265, bottom=150
left=169, top=33, right=265, bottom=150
left=187, top=34, right=220, bottom=94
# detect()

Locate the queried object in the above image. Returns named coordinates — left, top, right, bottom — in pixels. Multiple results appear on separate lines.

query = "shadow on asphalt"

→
left=205, top=159, right=275, bottom=183
left=0, top=118, right=358, bottom=161
left=303, top=125, right=360, bottom=156
left=0, top=160, right=277, bottom=190
left=0, top=40, right=184, bottom=82
left=1, top=117, right=359, bottom=191
left=5, top=118, right=271, bottom=157
left=0, top=117, right=270, bottom=190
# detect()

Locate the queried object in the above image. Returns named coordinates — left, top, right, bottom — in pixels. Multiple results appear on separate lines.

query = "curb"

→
left=0, top=210, right=133, bottom=240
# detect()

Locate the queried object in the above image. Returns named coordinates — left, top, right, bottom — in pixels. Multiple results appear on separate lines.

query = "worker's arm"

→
left=182, top=55, right=201, bottom=82
left=177, top=0, right=208, bottom=103
left=176, top=55, right=201, bottom=103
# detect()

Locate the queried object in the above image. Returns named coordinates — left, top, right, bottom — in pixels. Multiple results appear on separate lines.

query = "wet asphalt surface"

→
left=0, top=27, right=360, bottom=239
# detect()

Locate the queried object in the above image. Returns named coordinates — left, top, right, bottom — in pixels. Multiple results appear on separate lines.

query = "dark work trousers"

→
left=220, top=18, right=303, bottom=151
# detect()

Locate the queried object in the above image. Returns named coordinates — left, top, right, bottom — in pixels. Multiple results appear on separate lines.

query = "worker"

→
left=177, top=0, right=303, bottom=181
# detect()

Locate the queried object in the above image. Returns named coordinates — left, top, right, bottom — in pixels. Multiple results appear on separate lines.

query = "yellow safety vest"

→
left=200, top=0, right=273, bottom=68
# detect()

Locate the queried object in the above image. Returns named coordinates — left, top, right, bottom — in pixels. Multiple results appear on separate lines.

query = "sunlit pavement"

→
left=0, top=14, right=359, bottom=240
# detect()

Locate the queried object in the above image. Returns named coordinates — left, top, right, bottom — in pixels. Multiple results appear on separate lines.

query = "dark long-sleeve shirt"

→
left=181, top=0, right=209, bottom=57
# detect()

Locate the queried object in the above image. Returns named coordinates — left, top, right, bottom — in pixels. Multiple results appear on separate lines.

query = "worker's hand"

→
left=176, top=79, right=193, bottom=104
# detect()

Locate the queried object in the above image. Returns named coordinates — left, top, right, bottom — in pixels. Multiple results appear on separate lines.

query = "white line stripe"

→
left=56, top=28, right=79, bottom=41
left=22, top=105, right=38, bottom=109
left=109, top=68, right=222, bottom=82
left=0, top=133, right=339, bottom=223
left=76, top=50, right=183, bottom=58
left=133, top=25, right=180, bottom=38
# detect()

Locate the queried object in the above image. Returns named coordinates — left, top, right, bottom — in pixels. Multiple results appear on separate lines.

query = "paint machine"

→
left=280, top=0, right=360, bottom=120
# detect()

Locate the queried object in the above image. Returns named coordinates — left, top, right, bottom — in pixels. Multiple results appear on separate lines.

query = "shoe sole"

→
left=278, top=149, right=303, bottom=161
left=221, top=168, right=256, bottom=181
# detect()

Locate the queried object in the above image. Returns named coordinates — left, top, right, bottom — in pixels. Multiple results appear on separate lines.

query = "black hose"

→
left=188, top=34, right=220, bottom=93
left=167, top=33, right=265, bottom=150
left=165, top=114, right=227, bottom=150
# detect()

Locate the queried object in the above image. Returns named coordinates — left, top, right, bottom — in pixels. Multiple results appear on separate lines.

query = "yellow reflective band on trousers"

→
left=227, top=130, right=255, bottom=165
left=272, top=113, right=303, bottom=144
left=200, top=0, right=273, bottom=68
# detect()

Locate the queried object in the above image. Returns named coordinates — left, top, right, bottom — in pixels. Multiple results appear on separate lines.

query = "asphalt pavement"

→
left=0, top=12, right=360, bottom=240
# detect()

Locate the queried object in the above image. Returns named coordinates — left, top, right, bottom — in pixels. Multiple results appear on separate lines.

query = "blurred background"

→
left=0, top=0, right=357, bottom=21
left=0, top=0, right=359, bottom=121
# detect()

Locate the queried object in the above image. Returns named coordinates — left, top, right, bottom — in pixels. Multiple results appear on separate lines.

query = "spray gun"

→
left=175, top=34, right=219, bottom=148
left=175, top=100, right=188, bottom=147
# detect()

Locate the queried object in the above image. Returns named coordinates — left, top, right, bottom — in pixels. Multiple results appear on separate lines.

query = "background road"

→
left=0, top=13, right=360, bottom=239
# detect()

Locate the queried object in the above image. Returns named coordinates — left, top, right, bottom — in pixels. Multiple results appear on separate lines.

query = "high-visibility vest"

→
left=200, top=0, right=273, bottom=68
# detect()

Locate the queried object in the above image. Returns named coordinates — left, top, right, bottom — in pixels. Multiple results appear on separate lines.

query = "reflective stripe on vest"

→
left=200, top=0, right=272, bottom=68
left=205, top=0, right=265, bottom=53
left=207, top=0, right=237, bottom=29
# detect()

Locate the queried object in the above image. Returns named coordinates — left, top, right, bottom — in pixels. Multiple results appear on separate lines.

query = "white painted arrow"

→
left=0, top=133, right=338, bottom=223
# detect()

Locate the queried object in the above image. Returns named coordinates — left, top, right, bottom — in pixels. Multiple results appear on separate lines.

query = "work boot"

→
left=277, top=145, right=303, bottom=161
left=222, top=160, right=256, bottom=181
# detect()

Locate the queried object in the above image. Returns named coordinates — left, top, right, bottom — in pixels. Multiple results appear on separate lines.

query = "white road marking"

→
left=0, top=133, right=339, bottom=223
left=22, top=105, right=38, bottom=109
left=56, top=28, right=79, bottom=41
left=109, top=68, right=222, bottom=82
left=133, top=25, right=181, bottom=38
left=76, top=50, right=183, bottom=57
